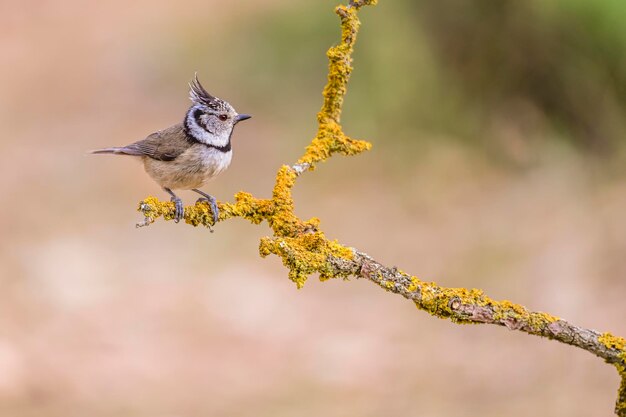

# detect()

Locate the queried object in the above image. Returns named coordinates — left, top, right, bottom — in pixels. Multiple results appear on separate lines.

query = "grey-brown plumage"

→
left=92, top=74, right=251, bottom=224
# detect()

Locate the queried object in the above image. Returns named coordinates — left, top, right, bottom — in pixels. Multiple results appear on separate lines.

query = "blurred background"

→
left=1, top=0, right=625, bottom=415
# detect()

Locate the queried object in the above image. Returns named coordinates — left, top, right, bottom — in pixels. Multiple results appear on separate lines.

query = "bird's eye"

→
left=218, top=114, right=228, bottom=121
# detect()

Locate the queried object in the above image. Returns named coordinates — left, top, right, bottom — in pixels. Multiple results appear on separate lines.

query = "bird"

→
left=92, top=74, right=251, bottom=225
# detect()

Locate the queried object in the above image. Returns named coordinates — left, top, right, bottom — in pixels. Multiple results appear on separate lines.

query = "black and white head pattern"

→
left=185, top=74, right=239, bottom=151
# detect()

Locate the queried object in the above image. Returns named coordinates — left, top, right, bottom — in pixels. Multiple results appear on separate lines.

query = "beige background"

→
left=0, top=0, right=625, bottom=416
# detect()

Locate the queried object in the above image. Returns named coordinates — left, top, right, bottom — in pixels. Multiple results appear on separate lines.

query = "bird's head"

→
left=185, top=74, right=251, bottom=148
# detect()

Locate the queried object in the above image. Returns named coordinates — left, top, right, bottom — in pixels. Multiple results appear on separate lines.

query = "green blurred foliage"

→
left=222, top=0, right=626, bottom=161
left=414, top=0, right=626, bottom=151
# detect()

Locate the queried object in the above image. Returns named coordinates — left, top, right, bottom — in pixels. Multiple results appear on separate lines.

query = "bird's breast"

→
left=195, top=145, right=233, bottom=178
left=143, top=144, right=232, bottom=190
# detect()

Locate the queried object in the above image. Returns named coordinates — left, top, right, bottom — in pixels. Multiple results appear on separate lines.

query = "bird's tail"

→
left=91, top=147, right=133, bottom=155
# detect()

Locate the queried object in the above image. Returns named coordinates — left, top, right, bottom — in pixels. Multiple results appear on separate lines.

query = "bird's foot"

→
left=171, top=196, right=184, bottom=223
left=196, top=195, right=219, bottom=226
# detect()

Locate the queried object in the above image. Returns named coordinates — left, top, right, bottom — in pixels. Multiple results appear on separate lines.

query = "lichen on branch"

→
left=136, top=1, right=626, bottom=414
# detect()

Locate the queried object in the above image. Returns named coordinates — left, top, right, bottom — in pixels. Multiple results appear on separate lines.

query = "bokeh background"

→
left=1, top=0, right=625, bottom=416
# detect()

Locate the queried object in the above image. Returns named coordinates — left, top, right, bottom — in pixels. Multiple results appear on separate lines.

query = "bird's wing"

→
left=122, top=124, right=190, bottom=161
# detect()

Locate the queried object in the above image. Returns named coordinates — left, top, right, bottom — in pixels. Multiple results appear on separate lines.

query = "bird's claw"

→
left=196, top=196, right=219, bottom=225
left=171, top=197, right=184, bottom=223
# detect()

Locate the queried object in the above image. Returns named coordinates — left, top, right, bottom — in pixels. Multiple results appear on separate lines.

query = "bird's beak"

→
left=235, top=114, right=252, bottom=124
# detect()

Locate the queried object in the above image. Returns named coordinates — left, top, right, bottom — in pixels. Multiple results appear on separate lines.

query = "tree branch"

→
left=135, top=1, right=626, bottom=414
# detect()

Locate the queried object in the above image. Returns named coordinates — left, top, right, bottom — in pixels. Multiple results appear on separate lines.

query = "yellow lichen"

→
left=393, top=276, right=560, bottom=329
left=138, top=193, right=273, bottom=228
left=491, top=300, right=559, bottom=331
left=600, top=333, right=626, bottom=351
left=597, top=333, right=626, bottom=415
left=615, top=354, right=626, bottom=416
left=259, top=232, right=354, bottom=288
left=422, top=285, right=480, bottom=311
left=406, top=276, right=419, bottom=293
left=617, top=369, right=626, bottom=416
left=298, top=123, right=372, bottom=169
left=137, top=196, right=171, bottom=224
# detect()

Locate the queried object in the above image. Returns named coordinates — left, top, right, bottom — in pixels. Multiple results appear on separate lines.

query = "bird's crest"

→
left=189, top=73, right=228, bottom=111
left=189, top=73, right=215, bottom=105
